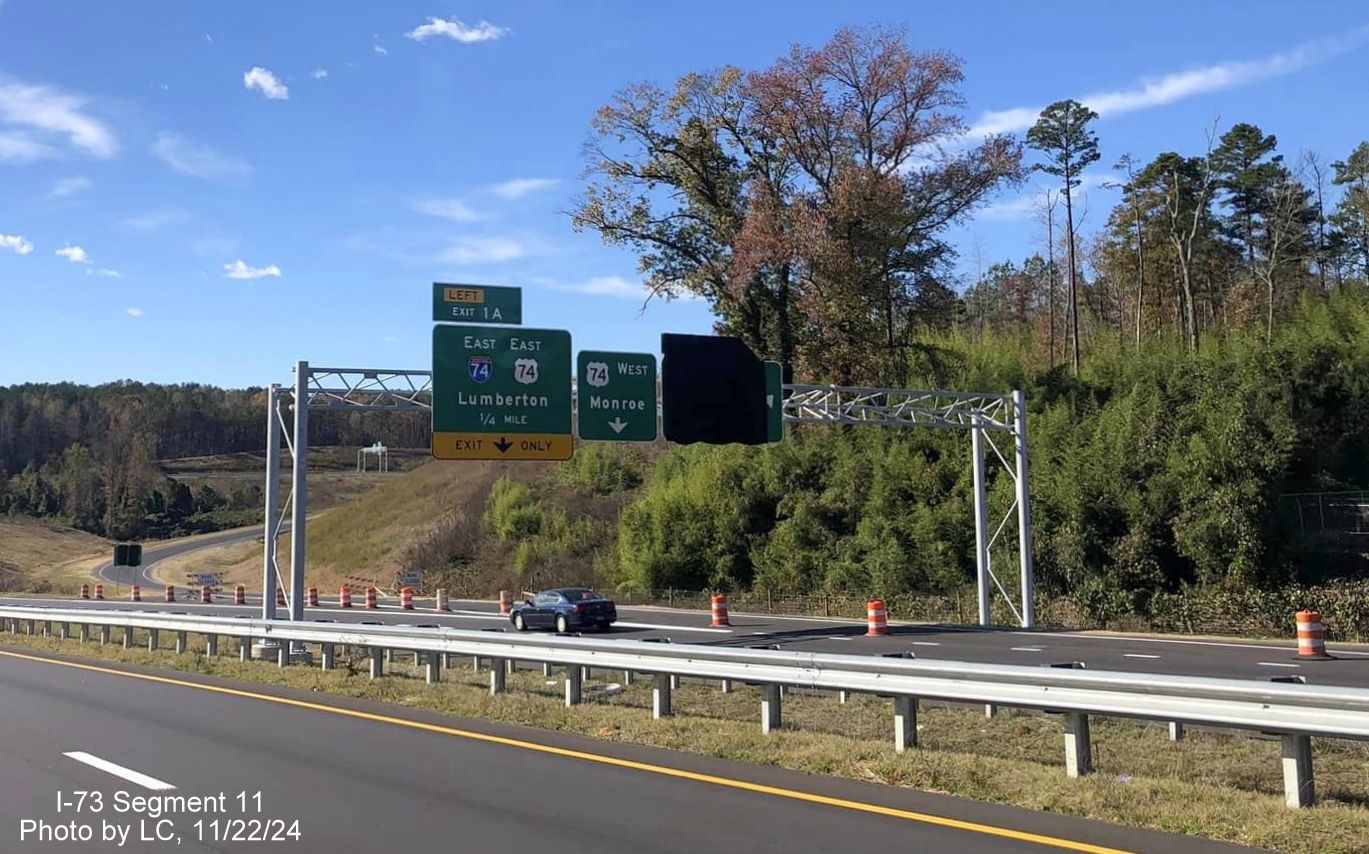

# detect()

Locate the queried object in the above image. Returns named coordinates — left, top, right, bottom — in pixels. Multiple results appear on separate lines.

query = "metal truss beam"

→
left=783, top=384, right=1014, bottom=431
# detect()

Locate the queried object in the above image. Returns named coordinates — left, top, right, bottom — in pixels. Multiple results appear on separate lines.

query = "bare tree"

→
left=1108, top=154, right=1148, bottom=346
left=1254, top=166, right=1312, bottom=341
left=1162, top=126, right=1219, bottom=352
left=1035, top=189, right=1060, bottom=367
left=1301, top=150, right=1335, bottom=292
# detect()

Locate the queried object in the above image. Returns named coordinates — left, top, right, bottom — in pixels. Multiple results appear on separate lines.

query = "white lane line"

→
left=827, top=636, right=853, bottom=641
left=1011, top=646, right=1043, bottom=652
left=1013, top=630, right=1369, bottom=658
left=63, top=752, right=175, bottom=791
left=910, top=641, right=940, bottom=647
left=1123, top=653, right=1162, bottom=659
left=617, top=621, right=731, bottom=634
left=1257, top=662, right=1300, bottom=668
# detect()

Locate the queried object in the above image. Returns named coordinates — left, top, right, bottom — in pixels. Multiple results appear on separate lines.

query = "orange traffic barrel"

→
left=711, top=593, right=731, bottom=627
left=80, top=583, right=90, bottom=600
left=235, top=584, right=246, bottom=605
left=165, top=585, right=175, bottom=603
left=400, top=587, right=414, bottom=610
left=339, top=585, right=352, bottom=608
left=365, top=586, right=378, bottom=609
left=93, top=583, right=104, bottom=600
left=866, top=598, right=889, bottom=636
left=307, top=586, right=319, bottom=607
left=201, top=585, right=212, bottom=604
left=498, top=589, right=512, bottom=616
left=276, top=587, right=286, bottom=607
left=435, top=588, right=449, bottom=612
left=130, top=585, right=141, bottom=602
left=1296, top=609, right=1334, bottom=660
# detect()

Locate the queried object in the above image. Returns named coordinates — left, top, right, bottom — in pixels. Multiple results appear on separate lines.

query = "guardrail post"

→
left=490, top=659, right=506, bottom=695
left=79, top=624, right=89, bottom=643
left=43, top=620, right=51, bottom=636
left=1169, top=721, right=1185, bottom=742
left=720, top=678, right=733, bottom=693
left=506, top=658, right=516, bottom=675
left=320, top=643, right=335, bottom=671
left=652, top=673, right=672, bottom=718
left=669, top=674, right=682, bottom=690
left=838, top=690, right=850, bottom=704
left=471, top=655, right=482, bottom=671
left=893, top=696, right=918, bottom=751
left=26, top=618, right=34, bottom=634
left=565, top=665, right=583, bottom=706
left=622, top=669, right=633, bottom=685
left=277, top=645, right=289, bottom=667
left=175, top=631, right=187, bottom=654
left=206, top=634, right=218, bottom=657
left=148, top=628, right=159, bottom=650
left=426, top=652, right=441, bottom=685
left=542, top=662, right=553, bottom=677
left=122, top=626, right=133, bottom=649
left=761, top=684, right=783, bottom=733
left=58, top=622, right=68, bottom=640
left=1063, top=712, right=1093, bottom=777
left=240, top=637, right=252, bottom=661
left=1281, top=734, right=1315, bottom=808
left=99, top=625, right=109, bottom=645
left=369, top=647, right=384, bottom=679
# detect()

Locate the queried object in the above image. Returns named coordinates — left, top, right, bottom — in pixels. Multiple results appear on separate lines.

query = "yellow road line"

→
left=0, top=647, right=1133, bottom=854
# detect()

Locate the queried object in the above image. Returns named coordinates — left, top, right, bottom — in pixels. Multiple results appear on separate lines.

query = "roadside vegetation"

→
left=0, top=518, right=107, bottom=594
left=2, top=630, right=1366, bottom=853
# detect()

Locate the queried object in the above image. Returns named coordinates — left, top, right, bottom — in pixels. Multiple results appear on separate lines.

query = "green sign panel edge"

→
left=765, top=361, right=784, bottom=443
left=577, top=350, right=658, bottom=442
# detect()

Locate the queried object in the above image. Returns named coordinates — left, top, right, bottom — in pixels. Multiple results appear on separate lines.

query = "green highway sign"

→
left=577, top=351, right=658, bottom=442
left=765, top=361, right=784, bottom=443
left=432, top=283, right=522, bottom=325
left=432, top=325, right=572, bottom=460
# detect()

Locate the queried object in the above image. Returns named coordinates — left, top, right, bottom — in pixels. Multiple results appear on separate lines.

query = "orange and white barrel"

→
left=164, top=585, right=175, bottom=603
left=498, top=589, right=512, bottom=616
left=276, top=587, right=286, bottom=607
left=1296, top=609, right=1332, bottom=659
left=80, top=583, right=90, bottom=600
left=235, top=584, right=246, bottom=605
left=201, top=585, right=212, bottom=604
left=339, top=585, right=352, bottom=608
left=365, top=586, right=378, bottom=609
left=866, top=598, right=889, bottom=636
left=93, top=583, right=104, bottom=600
left=307, top=586, right=319, bottom=607
left=400, top=587, right=414, bottom=610
left=710, top=593, right=730, bottom=627
left=435, top=588, right=449, bottom=612
left=130, top=585, right=141, bottom=602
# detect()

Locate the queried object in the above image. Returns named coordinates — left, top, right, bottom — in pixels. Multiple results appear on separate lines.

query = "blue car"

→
left=510, top=588, right=617, bottom=633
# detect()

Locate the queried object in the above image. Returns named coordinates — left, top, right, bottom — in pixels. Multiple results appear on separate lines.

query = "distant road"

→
left=94, top=525, right=276, bottom=590
left=0, top=648, right=1253, bottom=853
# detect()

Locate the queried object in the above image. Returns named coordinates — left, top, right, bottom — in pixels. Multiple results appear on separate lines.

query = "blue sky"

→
left=2, top=1, right=1367, bottom=387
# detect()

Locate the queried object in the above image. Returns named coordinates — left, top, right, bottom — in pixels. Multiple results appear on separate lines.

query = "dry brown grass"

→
left=0, top=519, right=109, bottom=594
left=2, top=628, right=1366, bottom=852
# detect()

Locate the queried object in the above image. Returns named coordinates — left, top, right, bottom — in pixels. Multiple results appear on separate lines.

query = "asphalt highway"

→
left=0, top=646, right=1256, bottom=853
left=56, top=528, right=1369, bottom=688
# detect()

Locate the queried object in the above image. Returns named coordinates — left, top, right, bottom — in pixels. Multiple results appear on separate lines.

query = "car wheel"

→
left=513, top=613, right=526, bottom=632
left=555, top=614, right=569, bottom=634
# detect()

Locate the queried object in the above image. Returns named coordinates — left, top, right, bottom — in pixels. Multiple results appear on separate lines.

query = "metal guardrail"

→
left=0, top=605, right=1352, bottom=809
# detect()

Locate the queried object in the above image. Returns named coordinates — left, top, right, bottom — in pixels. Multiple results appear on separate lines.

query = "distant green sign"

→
left=432, top=283, right=522, bottom=325
left=577, top=351, right=657, bottom=442
left=765, top=361, right=784, bottom=443
left=431, top=325, right=572, bottom=460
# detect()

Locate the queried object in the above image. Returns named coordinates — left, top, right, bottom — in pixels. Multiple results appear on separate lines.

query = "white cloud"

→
left=55, top=245, right=90, bottom=264
left=383, top=335, right=397, bottom=343
left=120, top=209, right=189, bottom=233
left=151, top=132, right=250, bottom=180
left=492, top=177, right=560, bottom=199
left=223, top=259, right=282, bottom=279
left=411, top=197, right=481, bottom=222
left=126, top=307, right=143, bottom=317
left=969, top=25, right=1369, bottom=137
left=310, top=68, right=329, bottom=79
left=439, top=237, right=524, bottom=265
left=243, top=67, right=289, bottom=100
left=406, top=17, right=507, bottom=43
left=49, top=176, right=91, bottom=197
left=0, top=233, right=33, bottom=255
left=548, top=275, right=643, bottom=299
left=372, top=40, right=388, bottom=55
left=0, top=76, right=117, bottom=158
left=97, top=268, right=121, bottom=277
left=0, top=131, right=53, bottom=162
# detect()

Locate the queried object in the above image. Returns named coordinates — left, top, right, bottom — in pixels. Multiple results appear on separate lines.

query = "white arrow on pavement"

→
left=608, top=417, right=628, bottom=433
